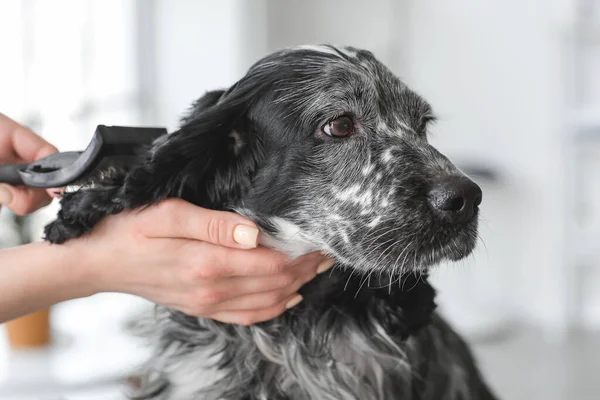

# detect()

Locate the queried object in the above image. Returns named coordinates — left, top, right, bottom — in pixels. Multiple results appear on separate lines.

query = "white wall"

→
left=403, top=0, right=577, bottom=333
left=265, top=0, right=408, bottom=71
left=152, top=0, right=268, bottom=131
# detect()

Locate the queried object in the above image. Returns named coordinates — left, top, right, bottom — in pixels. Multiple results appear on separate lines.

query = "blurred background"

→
left=0, top=0, right=599, bottom=399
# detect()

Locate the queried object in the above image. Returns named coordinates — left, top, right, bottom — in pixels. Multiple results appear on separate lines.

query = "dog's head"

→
left=138, top=45, right=481, bottom=275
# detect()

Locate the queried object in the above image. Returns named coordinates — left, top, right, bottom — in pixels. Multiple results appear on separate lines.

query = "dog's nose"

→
left=428, top=176, right=482, bottom=224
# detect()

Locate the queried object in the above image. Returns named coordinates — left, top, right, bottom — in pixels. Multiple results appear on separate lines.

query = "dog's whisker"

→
left=355, top=269, right=374, bottom=298
left=343, top=269, right=356, bottom=292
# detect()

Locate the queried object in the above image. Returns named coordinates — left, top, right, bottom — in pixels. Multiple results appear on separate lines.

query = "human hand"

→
left=0, top=113, right=58, bottom=215
left=70, top=199, right=334, bottom=325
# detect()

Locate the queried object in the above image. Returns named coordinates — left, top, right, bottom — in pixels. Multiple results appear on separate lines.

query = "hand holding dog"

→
left=70, top=199, right=331, bottom=325
left=0, top=114, right=331, bottom=324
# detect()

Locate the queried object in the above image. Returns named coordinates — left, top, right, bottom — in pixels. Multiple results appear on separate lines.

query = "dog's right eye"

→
left=322, top=116, right=354, bottom=138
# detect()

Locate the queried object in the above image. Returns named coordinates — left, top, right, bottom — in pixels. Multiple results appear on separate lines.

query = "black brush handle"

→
left=0, top=126, right=168, bottom=188
left=0, top=163, right=27, bottom=186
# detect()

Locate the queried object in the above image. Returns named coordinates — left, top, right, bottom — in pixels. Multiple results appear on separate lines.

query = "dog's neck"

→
left=231, top=212, right=438, bottom=337
left=297, top=268, right=437, bottom=339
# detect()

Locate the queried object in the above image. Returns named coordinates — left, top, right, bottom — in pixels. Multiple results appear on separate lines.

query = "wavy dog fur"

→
left=45, top=45, right=498, bottom=399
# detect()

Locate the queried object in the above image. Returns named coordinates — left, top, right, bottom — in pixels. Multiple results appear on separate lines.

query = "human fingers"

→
left=205, top=293, right=304, bottom=326
left=141, top=199, right=260, bottom=249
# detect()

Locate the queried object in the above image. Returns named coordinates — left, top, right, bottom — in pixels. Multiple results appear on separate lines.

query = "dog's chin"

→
left=401, top=222, right=479, bottom=272
left=445, top=241, right=476, bottom=261
left=340, top=221, right=479, bottom=277
left=428, top=224, right=479, bottom=265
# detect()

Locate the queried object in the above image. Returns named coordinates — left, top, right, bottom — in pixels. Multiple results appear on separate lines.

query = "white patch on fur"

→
left=381, top=148, right=393, bottom=163
left=334, top=185, right=374, bottom=209
left=367, top=216, right=382, bottom=228
left=378, top=187, right=395, bottom=209
left=396, top=119, right=415, bottom=134
left=334, top=184, right=360, bottom=200
left=228, top=130, right=245, bottom=155
left=340, top=230, right=351, bottom=244
left=362, top=163, right=375, bottom=176
left=356, top=190, right=373, bottom=207
left=234, top=209, right=347, bottom=262
left=376, top=120, right=389, bottom=132
left=259, top=217, right=321, bottom=258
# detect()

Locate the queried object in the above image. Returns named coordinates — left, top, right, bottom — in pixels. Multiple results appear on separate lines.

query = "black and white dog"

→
left=46, top=45, right=498, bottom=399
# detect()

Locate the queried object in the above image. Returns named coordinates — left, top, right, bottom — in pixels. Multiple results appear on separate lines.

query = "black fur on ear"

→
left=122, top=86, right=265, bottom=210
left=44, top=80, right=266, bottom=244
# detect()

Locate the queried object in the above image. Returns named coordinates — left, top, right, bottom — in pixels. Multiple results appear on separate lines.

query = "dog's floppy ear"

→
left=123, top=84, right=264, bottom=210
left=44, top=80, right=265, bottom=244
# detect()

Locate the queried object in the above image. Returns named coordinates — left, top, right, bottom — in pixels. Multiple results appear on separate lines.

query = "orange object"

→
left=5, top=308, right=52, bottom=349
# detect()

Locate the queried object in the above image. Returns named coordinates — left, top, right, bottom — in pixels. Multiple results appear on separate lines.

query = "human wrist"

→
left=0, top=241, right=98, bottom=322
left=54, top=239, right=104, bottom=299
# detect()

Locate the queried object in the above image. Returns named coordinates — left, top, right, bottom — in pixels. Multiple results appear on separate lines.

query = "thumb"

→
left=0, top=183, right=53, bottom=216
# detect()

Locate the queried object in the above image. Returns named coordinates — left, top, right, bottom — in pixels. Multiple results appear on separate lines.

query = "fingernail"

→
left=317, top=258, right=335, bottom=274
left=0, top=184, right=13, bottom=205
left=233, top=225, right=259, bottom=248
left=285, top=294, right=303, bottom=309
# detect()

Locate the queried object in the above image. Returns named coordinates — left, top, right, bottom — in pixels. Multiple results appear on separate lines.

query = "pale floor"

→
left=472, top=326, right=600, bottom=400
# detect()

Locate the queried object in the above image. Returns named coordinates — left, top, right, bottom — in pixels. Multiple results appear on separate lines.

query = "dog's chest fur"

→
left=135, top=271, right=487, bottom=400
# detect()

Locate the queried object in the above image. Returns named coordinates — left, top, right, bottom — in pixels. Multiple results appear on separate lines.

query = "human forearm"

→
left=0, top=200, right=330, bottom=326
left=0, top=113, right=327, bottom=327
left=0, top=241, right=94, bottom=323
